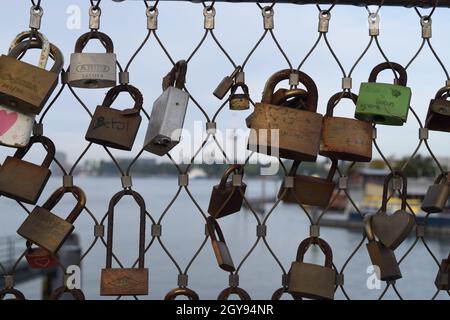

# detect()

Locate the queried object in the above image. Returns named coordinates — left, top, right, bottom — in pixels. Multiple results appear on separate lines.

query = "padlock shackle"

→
left=102, top=84, right=143, bottom=115
left=325, top=92, right=358, bottom=117
left=435, top=86, right=450, bottom=100
left=163, top=60, right=188, bottom=90
left=50, top=286, right=85, bottom=300
left=105, top=190, right=146, bottom=269
left=13, top=135, right=55, bottom=169
left=433, top=172, right=450, bottom=185
left=368, top=62, right=408, bottom=87
left=0, top=288, right=26, bottom=300
left=9, top=31, right=50, bottom=69
left=164, top=287, right=200, bottom=300
left=363, top=215, right=375, bottom=242
left=206, top=216, right=227, bottom=243
left=289, top=159, right=337, bottom=182
left=218, top=165, right=244, bottom=189
left=261, top=69, right=318, bottom=113
left=74, top=31, right=114, bottom=54
left=271, top=88, right=308, bottom=108
left=230, top=83, right=249, bottom=95
left=381, top=171, right=408, bottom=212
left=41, top=186, right=86, bottom=224
left=217, top=286, right=251, bottom=300
left=295, top=236, right=333, bottom=268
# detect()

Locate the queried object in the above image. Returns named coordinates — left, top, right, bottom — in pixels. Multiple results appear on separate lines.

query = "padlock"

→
left=288, top=237, right=336, bottom=300
left=50, top=286, right=85, bottom=300
left=278, top=159, right=337, bottom=208
left=434, top=254, right=449, bottom=290
left=144, top=60, right=189, bottom=156
left=25, top=240, right=59, bottom=269
left=101, top=190, right=148, bottom=296
left=213, top=66, right=241, bottom=100
left=0, top=135, right=54, bottom=204
left=421, top=173, right=450, bottom=213
left=364, top=216, right=402, bottom=281
left=425, top=87, right=450, bottom=132
left=355, top=62, right=411, bottom=126
left=229, top=83, right=250, bottom=111
left=248, top=69, right=322, bottom=162
left=164, top=288, right=200, bottom=300
left=320, top=92, right=373, bottom=162
left=68, top=32, right=117, bottom=88
left=208, top=165, right=247, bottom=219
left=0, top=288, right=26, bottom=300
left=85, top=84, right=143, bottom=151
left=17, top=186, right=86, bottom=254
left=0, top=39, right=63, bottom=115
left=206, top=217, right=235, bottom=272
left=217, top=287, right=251, bottom=300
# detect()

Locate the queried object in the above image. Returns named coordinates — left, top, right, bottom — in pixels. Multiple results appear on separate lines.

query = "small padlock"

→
left=85, top=84, right=143, bottom=150
left=425, top=87, right=450, bottom=132
left=0, top=39, right=63, bottom=115
left=229, top=83, right=250, bottom=111
left=421, top=173, right=450, bottom=213
left=355, top=62, right=411, bottom=126
left=25, top=240, right=59, bottom=269
left=0, top=288, right=26, bottom=300
left=17, top=186, right=86, bottom=254
left=100, top=190, right=149, bottom=296
left=320, top=92, right=373, bottom=162
left=434, top=253, right=449, bottom=291
left=213, top=66, right=241, bottom=100
left=0, top=135, right=54, bottom=204
left=206, top=217, right=235, bottom=272
left=208, top=165, right=247, bottom=219
left=278, top=159, right=337, bottom=208
left=68, top=32, right=117, bottom=88
left=248, top=69, right=323, bottom=162
left=288, top=237, right=336, bottom=300
left=144, top=61, right=189, bottom=156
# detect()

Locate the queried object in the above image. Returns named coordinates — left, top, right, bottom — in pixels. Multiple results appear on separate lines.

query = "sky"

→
left=1, top=0, right=450, bottom=166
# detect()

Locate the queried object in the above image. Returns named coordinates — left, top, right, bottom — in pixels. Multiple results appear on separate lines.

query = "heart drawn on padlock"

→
left=371, top=210, right=415, bottom=250
left=34, top=257, right=52, bottom=268
left=0, top=110, right=18, bottom=135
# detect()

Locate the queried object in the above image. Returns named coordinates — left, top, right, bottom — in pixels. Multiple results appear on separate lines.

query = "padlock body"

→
left=212, top=240, right=235, bottom=272
left=278, top=175, right=336, bottom=208
left=144, top=87, right=189, bottom=156
left=434, top=259, right=449, bottom=290
left=68, top=53, right=117, bottom=88
left=0, top=105, right=34, bottom=148
left=0, top=157, right=51, bottom=204
left=421, top=184, right=450, bottom=213
left=0, top=55, right=59, bottom=115
left=208, top=182, right=247, bottom=219
left=425, top=98, right=450, bottom=132
left=355, top=82, right=411, bottom=126
left=366, top=241, right=402, bottom=281
left=213, top=76, right=233, bottom=100
left=101, top=268, right=148, bottom=296
left=17, top=207, right=74, bottom=254
left=229, top=94, right=249, bottom=111
left=248, top=103, right=323, bottom=162
left=26, top=248, right=59, bottom=269
left=85, top=105, right=141, bottom=151
left=288, top=262, right=335, bottom=300
left=320, top=116, right=372, bottom=162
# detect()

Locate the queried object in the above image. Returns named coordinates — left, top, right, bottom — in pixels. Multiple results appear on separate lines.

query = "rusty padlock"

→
left=278, top=159, right=337, bottom=208
left=0, top=39, right=63, bottom=115
left=229, top=83, right=250, bottom=111
left=85, top=84, right=143, bottom=150
left=69, top=32, right=117, bottom=88
left=208, top=165, right=247, bottom=219
left=50, top=286, right=85, bottom=300
left=164, top=288, right=200, bottom=300
left=288, top=237, right=336, bottom=300
left=435, top=253, right=449, bottom=291
left=421, top=173, right=450, bottom=213
left=17, top=186, right=86, bottom=254
left=0, top=135, right=54, bottom=204
left=25, top=240, right=59, bottom=269
left=248, top=69, right=322, bottom=161
left=320, top=92, right=373, bottom=162
left=101, top=190, right=148, bottom=296
left=425, top=87, right=450, bottom=132
left=207, top=217, right=235, bottom=272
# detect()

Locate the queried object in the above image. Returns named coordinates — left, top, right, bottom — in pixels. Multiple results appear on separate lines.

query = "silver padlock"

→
left=68, top=32, right=117, bottom=88
left=144, top=61, right=189, bottom=156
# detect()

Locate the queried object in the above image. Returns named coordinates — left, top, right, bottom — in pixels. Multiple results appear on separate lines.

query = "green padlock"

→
left=355, top=62, right=411, bottom=126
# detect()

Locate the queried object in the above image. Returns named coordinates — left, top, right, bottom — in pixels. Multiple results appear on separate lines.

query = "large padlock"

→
left=68, top=32, right=117, bottom=88
left=100, top=190, right=149, bottom=296
left=229, top=83, right=250, bottom=111
left=207, top=217, right=235, bottom=272
left=278, top=159, right=337, bottom=208
left=208, top=165, right=247, bottom=219
left=248, top=69, right=322, bottom=161
left=85, top=84, right=143, bottom=150
left=355, top=62, right=411, bottom=126
left=434, top=254, right=449, bottom=291
left=144, top=60, right=189, bottom=156
left=425, top=87, right=450, bottom=132
left=0, top=39, right=63, bottom=115
left=17, top=186, right=86, bottom=254
left=25, top=240, right=59, bottom=269
left=421, top=173, right=450, bottom=213
left=320, top=92, right=373, bottom=162
left=288, top=237, right=336, bottom=300
left=0, top=135, right=54, bottom=204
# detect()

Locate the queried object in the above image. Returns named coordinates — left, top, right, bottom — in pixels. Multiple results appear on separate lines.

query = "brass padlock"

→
left=421, top=173, right=450, bottom=213
left=320, top=92, right=373, bottom=162
left=17, top=186, right=86, bottom=254
left=144, top=61, right=189, bottom=156
left=288, top=237, right=336, bottom=300
left=85, top=84, right=143, bottom=150
left=248, top=69, right=323, bottom=162
left=0, top=39, right=63, bottom=115
left=207, top=217, right=235, bottom=272
left=229, top=83, right=250, bottom=111
left=0, top=135, right=55, bottom=204
left=25, top=240, right=59, bottom=269
left=69, top=32, right=117, bottom=88
left=101, top=190, right=149, bottom=296
left=278, top=159, right=337, bottom=208
left=208, top=165, right=247, bottom=219
left=435, top=253, right=449, bottom=291
left=425, top=87, right=450, bottom=132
